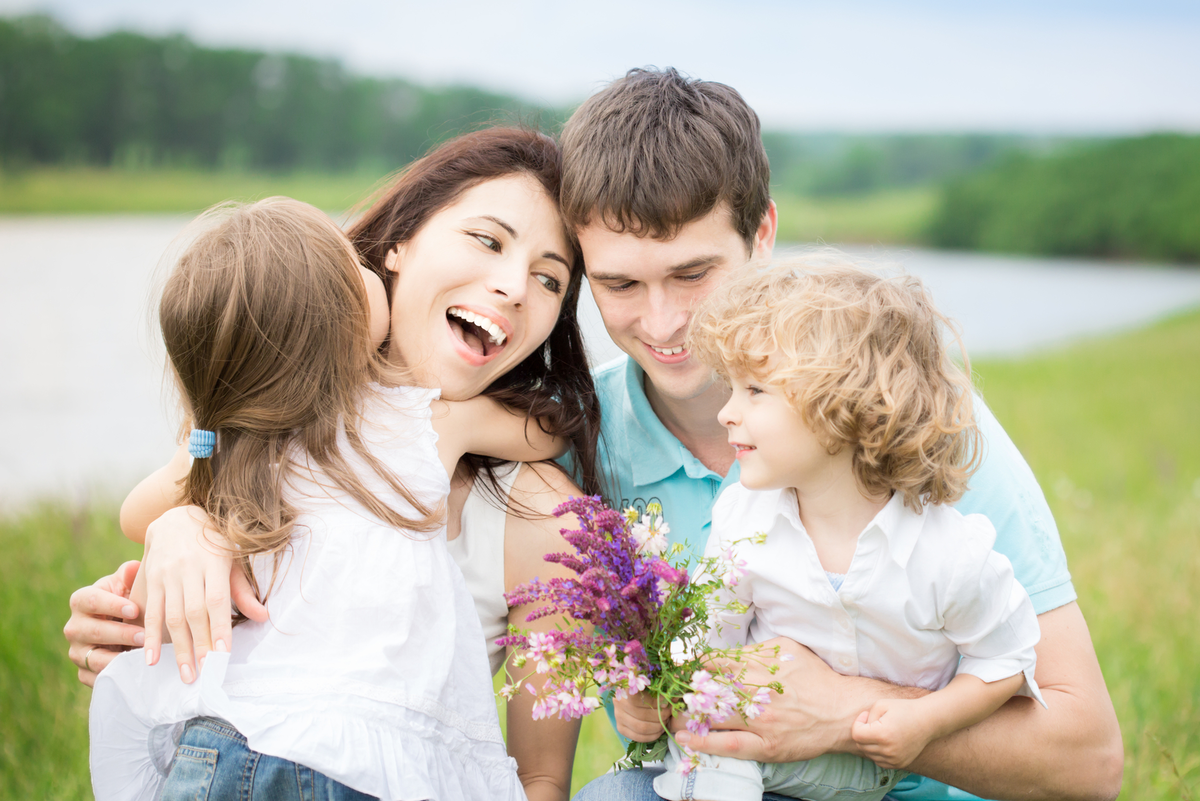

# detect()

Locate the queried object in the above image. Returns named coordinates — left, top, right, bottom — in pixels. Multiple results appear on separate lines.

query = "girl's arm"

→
left=430, top=397, right=568, bottom=477
left=851, top=672, right=1023, bottom=769
left=501, top=463, right=584, bottom=801
left=120, top=442, right=191, bottom=544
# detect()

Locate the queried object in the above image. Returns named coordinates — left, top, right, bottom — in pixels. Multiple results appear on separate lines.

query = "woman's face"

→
left=384, top=173, right=574, bottom=400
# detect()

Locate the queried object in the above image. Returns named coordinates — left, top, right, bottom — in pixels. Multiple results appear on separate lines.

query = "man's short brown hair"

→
left=560, top=67, right=771, bottom=251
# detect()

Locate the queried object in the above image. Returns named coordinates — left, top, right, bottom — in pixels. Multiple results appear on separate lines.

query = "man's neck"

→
left=643, top=376, right=734, bottom=477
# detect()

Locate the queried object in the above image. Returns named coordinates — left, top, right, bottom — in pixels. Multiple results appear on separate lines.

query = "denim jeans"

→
left=161, top=717, right=377, bottom=801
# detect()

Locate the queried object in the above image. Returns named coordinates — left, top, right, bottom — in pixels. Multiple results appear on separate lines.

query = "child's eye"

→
left=471, top=232, right=501, bottom=252
left=747, top=385, right=764, bottom=396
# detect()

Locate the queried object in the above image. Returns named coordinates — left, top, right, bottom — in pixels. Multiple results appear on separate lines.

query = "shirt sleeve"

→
left=941, top=514, right=1048, bottom=708
left=957, top=397, right=1075, bottom=614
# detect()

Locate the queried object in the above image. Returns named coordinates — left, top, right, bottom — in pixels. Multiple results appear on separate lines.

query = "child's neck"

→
left=792, top=462, right=891, bottom=575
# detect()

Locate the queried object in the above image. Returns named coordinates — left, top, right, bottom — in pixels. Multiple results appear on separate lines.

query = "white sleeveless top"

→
left=89, top=386, right=525, bottom=801
left=448, top=462, right=519, bottom=676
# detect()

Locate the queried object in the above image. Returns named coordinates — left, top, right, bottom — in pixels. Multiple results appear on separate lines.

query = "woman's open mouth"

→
left=447, top=307, right=508, bottom=358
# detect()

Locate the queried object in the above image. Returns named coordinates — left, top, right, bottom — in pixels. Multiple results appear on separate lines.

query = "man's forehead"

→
left=577, top=207, right=746, bottom=279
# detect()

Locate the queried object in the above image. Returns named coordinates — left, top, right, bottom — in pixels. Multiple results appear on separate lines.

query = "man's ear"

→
left=752, top=200, right=778, bottom=260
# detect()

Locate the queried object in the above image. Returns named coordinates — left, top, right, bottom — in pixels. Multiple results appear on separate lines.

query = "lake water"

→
left=4, top=215, right=1200, bottom=510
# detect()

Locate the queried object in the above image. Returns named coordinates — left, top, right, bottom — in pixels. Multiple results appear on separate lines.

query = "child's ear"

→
left=359, top=265, right=390, bottom=349
left=384, top=246, right=401, bottom=275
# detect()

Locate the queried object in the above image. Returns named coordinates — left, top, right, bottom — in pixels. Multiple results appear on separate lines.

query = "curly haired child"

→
left=646, top=257, right=1047, bottom=801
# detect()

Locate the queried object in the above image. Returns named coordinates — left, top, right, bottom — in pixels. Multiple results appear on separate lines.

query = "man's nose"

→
left=641, top=287, right=688, bottom=343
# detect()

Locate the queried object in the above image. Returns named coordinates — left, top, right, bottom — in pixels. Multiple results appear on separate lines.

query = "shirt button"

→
left=840, top=618, right=852, bottom=631
left=839, top=656, right=853, bottom=668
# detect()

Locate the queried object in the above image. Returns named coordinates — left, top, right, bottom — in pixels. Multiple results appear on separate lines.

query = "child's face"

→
left=717, top=370, right=837, bottom=492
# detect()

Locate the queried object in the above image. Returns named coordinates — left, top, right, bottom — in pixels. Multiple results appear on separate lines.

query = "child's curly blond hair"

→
left=688, top=257, right=981, bottom=510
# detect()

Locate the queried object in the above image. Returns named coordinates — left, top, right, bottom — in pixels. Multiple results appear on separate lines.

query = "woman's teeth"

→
left=652, top=345, right=685, bottom=355
left=448, top=307, right=506, bottom=346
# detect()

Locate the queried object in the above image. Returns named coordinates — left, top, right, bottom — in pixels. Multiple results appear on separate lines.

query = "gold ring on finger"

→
left=83, top=646, right=99, bottom=673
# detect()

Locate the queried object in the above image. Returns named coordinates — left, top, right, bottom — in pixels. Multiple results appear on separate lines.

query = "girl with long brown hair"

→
left=88, top=192, right=568, bottom=800
left=83, top=128, right=606, bottom=801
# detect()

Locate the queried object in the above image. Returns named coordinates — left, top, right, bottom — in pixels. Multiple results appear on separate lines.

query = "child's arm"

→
left=430, top=396, right=567, bottom=478
left=852, top=672, right=1023, bottom=769
left=120, top=442, right=191, bottom=544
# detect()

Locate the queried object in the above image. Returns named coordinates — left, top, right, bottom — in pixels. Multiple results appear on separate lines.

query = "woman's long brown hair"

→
left=348, top=127, right=604, bottom=501
left=162, top=197, right=441, bottom=601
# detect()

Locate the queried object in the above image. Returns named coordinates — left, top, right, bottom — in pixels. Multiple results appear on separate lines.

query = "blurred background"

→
left=1, top=2, right=1197, bottom=798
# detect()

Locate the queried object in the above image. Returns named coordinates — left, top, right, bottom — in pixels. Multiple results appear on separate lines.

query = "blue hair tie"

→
left=188, top=429, right=216, bottom=459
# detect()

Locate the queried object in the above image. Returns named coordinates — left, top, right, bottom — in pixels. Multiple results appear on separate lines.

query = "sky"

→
left=3, top=0, right=1199, bottom=133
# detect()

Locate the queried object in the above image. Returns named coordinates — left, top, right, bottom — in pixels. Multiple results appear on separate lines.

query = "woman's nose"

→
left=486, top=257, right=528, bottom=305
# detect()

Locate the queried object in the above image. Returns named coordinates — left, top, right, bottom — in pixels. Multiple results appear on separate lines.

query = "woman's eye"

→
left=472, top=232, right=501, bottom=252
left=536, top=274, right=563, bottom=293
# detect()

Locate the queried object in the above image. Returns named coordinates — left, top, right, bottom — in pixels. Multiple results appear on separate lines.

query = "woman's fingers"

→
left=230, top=566, right=269, bottom=624
left=141, top=505, right=235, bottom=682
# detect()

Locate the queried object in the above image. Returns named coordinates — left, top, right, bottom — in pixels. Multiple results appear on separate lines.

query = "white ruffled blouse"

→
left=89, top=386, right=525, bottom=801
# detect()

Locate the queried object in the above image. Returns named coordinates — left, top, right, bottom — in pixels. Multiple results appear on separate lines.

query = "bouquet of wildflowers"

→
left=498, top=496, right=782, bottom=769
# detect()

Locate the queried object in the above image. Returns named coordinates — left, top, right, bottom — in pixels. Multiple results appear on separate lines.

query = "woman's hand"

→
left=140, top=506, right=268, bottom=683
left=64, top=561, right=144, bottom=687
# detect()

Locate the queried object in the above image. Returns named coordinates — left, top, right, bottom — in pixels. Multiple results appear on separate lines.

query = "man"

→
left=560, top=68, right=1121, bottom=801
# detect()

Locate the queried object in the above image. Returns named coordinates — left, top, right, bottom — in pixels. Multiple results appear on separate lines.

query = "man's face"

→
left=578, top=203, right=775, bottom=406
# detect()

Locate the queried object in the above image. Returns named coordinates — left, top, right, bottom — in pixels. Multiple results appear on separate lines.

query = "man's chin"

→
left=636, top=354, right=722, bottom=404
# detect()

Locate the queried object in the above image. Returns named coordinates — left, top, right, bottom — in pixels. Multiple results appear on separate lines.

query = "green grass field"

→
left=0, top=167, right=938, bottom=248
left=773, top=187, right=937, bottom=246
left=3, top=308, right=1198, bottom=799
left=0, top=166, right=386, bottom=215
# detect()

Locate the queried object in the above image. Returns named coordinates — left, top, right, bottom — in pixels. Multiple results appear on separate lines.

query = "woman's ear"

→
left=384, top=246, right=401, bottom=275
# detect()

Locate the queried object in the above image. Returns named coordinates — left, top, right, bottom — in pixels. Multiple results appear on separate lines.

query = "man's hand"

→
left=65, top=561, right=144, bottom=687
left=139, top=506, right=268, bottom=683
left=674, top=637, right=926, bottom=762
left=614, top=691, right=673, bottom=742
left=852, top=698, right=932, bottom=770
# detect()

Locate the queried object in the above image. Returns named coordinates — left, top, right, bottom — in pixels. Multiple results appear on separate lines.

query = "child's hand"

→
left=614, top=691, right=673, bottom=743
left=851, top=698, right=932, bottom=770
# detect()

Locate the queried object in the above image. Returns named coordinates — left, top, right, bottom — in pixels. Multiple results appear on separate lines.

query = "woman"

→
left=65, top=127, right=600, bottom=801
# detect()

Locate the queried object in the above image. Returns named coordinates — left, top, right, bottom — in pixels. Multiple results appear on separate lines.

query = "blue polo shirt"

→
left=576, top=355, right=1076, bottom=801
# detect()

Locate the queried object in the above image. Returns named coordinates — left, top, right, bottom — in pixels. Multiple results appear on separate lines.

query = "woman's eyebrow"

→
left=471, top=215, right=518, bottom=239
left=542, top=251, right=571, bottom=269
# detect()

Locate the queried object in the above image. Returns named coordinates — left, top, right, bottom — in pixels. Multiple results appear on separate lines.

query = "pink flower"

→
left=720, top=545, right=748, bottom=588
left=742, top=686, right=772, bottom=719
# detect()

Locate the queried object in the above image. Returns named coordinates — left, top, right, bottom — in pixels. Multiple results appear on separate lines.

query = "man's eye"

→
left=472, top=233, right=501, bottom=252
left=679, top=269, right=710, bottom=283
left=607, top=281, right=637, bottom=293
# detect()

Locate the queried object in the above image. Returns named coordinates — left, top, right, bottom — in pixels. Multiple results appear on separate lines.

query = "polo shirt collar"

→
left=621, top=358, right=718, bottom=487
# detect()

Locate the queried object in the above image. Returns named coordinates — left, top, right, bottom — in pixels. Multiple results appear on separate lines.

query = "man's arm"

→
left=677, top=603, right=1122, bottom=801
